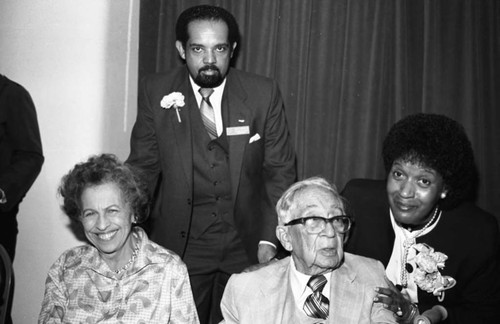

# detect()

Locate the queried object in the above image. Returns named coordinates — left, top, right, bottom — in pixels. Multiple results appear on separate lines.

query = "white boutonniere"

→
left=161, top=92, right=185, bottom=123
left=412, top=243, right=456, bottom=301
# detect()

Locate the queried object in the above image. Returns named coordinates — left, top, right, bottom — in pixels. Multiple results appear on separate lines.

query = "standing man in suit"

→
left=126, top=5, right=296, bottom=323
left=0, top=74, right=44, bottom=324
left=220, top=177, right=396, bottom=323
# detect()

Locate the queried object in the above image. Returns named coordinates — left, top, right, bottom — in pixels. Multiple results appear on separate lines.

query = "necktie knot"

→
left=307, top=275, right=327, bottom=293
left=304, top=274, right=329, bottom=319
left=199, top=88, right=214, bottom=100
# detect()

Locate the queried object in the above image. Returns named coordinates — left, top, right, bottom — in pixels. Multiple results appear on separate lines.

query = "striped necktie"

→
left=303, top=274, right=329, bottom=319
left=199, top=88, right=217, bottom=139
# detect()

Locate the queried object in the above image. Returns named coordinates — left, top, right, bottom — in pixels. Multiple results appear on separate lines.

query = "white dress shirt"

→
left=289, top=257, right=332, bottom=311
left=189, top=76, right=226, bottom=137
left=386, top=209, right=441, bottom=302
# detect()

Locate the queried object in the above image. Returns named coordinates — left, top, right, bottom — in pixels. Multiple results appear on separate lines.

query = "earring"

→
left=441, top=192, right=447, bottom=199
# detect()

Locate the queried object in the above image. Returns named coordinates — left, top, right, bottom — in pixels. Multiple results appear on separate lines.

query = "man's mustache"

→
left=199, top=65, right=220, bottom=73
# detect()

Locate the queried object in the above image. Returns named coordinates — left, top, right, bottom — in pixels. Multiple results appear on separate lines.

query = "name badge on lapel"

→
left=226, top=126, right=250, bottom=136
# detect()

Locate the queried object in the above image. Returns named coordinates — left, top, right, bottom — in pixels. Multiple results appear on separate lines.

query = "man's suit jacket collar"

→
left=260, top=255, right=373, bottom=323
left=222, top=69, right=252, bottom=202
left=0, top=75, right=6, bottom=90
left=0, top=75, right=12, bottom=95
left=166, top=67, right=252, bottom=201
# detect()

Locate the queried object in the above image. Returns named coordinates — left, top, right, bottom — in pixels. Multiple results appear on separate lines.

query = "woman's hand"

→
left=374, top=277, right=418, bottom=323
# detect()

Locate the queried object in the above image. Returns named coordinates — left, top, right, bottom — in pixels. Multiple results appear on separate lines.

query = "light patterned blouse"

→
left=38, top=227, right=199, bottom=324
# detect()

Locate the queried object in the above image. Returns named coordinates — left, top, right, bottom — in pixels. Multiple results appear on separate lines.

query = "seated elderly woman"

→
left=38, top=154, right=199, bottom=323
left=220, top=177, right=396, bottom=323
left=343, top=113, right=500, bottom=324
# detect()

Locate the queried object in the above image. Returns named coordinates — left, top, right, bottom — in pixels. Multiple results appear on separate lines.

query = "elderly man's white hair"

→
left=275, top=176, right=345, bottom=225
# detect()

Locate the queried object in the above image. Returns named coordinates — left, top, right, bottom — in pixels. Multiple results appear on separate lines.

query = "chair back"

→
left=0, top=244, right=13, bottom=324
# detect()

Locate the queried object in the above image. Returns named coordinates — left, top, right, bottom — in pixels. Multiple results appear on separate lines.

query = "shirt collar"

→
left=289, top=256, right=332, bottom=306
left=189, top=75, right=227, bottom=106
left=387, top=208, right=442, bottom=302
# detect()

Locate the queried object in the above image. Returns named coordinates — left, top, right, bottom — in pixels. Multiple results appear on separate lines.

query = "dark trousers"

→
left=183, top=219, right=250, bottom=324
left=1, top=207, right=18, bottom=324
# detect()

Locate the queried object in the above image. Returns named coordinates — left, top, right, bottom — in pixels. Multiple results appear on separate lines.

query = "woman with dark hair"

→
left=39, top=154, right=199, bottom=323
left=343, top=114, right=500, bottom=323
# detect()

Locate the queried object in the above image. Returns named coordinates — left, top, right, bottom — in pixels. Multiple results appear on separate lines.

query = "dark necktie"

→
left=199, top=88, right=217, bottom=139
left=303, top=274, right=329, bottom=319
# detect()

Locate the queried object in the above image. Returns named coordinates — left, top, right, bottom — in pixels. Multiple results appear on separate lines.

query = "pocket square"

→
left=249, top=133, right=261, bottom=143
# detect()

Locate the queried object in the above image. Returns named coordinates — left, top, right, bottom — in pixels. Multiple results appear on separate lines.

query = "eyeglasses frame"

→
left=283, top=215, right=352, bottom=234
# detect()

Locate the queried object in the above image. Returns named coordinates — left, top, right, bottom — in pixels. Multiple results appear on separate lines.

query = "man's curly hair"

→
left=58, top=154, right=150, bottom=222
left=176, top=4, right=240, bottom=48
left=382, top=113, right=477, bottom=210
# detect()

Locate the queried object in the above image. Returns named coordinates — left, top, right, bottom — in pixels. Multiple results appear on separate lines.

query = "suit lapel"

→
left=223, top=71, right=252, bottom=201
left=166, top=69, right=253, bottom=197
left=0, top=75, right=7, bottom=92
left=260, top=259, right=297, bottom=323
left=328, top=261, right=363, bottom=323
left=168, top=73, right=194, bottom=185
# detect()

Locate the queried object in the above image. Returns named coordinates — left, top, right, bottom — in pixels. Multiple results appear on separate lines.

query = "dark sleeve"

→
left=0, top=79, right=44, bottom=211
left=126, top=76, right=161, bottom=196
left=260, top=80, right=296, bottom=244
left=442, top=209, right=500, bottom=324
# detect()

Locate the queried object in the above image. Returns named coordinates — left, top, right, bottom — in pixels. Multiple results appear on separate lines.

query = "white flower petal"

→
left=161, top=92, right=185, bottom=109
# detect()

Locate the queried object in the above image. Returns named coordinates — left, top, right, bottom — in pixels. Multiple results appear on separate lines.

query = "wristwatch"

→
left=0, top=188, right=7, bottom=204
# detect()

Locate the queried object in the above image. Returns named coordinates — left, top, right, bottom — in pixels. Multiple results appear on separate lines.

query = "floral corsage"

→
left=161, top=92, right=185, bottom=123
left=412, top=243, right=456, bottom=301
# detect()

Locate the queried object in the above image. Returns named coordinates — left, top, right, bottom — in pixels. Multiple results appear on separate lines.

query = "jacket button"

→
left=181, top=231, right=186, bottom=238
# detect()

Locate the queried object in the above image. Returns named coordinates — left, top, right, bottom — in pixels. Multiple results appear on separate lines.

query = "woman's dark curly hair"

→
left=176, top=4, right=240, bottom=48
left=58, top=154, right=150, bottom=222
left=382, top=113, right=477, bottom=210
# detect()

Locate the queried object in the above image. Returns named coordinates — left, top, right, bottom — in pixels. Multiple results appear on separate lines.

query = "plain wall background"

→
left=0, top=0, right=139, bottom=322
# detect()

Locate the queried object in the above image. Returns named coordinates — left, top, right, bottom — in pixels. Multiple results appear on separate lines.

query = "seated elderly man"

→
left=220, top=177, right=396, bottom=323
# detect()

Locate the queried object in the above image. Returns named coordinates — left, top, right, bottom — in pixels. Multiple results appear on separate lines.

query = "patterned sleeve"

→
left=169, top=260, right=200, bottom=324
left=38, top=256, right=67, bottom=324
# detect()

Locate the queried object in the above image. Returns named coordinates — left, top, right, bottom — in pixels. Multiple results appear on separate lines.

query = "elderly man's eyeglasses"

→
left=284, top=215, right=351, bottom=234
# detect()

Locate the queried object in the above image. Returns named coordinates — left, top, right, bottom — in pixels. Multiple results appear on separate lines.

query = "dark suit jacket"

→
left=221, top=254, right=396, bottom=323
left=0, top=75, right=43, bottom=261
left=0, top=75, right=44, bottom=213
left=127, top=67, right=296, bottom=262
left=342, top=179, right=500, bottom=324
